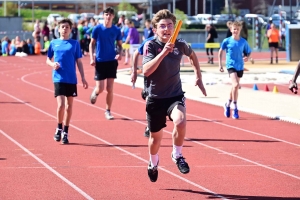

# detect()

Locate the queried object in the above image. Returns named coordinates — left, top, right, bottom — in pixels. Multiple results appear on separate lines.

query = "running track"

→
left=0, top=54, right=299, bottom=199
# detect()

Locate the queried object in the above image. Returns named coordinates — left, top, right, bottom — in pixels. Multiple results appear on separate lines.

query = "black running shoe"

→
left=147, top=161, right=158, bottom=182
left=171, top=154, right=190, bottom=174
left=61, top=132, right=69, bottom=144
left=144, top=127, right=150, bottom=138
left=54, top=128, right=62, bottom=142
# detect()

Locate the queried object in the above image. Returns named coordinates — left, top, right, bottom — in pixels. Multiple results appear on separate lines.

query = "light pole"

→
left=173, top=0, right=175, bottom=14
left=32, top=0, right=34, bottom=24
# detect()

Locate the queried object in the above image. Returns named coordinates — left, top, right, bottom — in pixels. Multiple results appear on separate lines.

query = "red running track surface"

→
left=0, top=56, right=299, bottom=199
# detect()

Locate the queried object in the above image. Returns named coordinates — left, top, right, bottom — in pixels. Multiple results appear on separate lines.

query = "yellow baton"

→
left=170, top=20, right=182, bottom=44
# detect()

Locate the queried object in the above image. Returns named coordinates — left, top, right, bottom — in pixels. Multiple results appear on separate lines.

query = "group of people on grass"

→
left=44, top=7, right=299, bottom=184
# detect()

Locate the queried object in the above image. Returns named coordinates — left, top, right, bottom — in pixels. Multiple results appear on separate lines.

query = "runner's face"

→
left=104, top=12, right=114, bottom=24
left=155, top=19, right=174, bottom=43
left=231, top=25, right=240, bottom=36
left=59, top=23, right=71, bottom=37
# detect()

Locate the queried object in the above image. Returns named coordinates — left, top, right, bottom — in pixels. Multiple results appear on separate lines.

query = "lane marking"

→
left=0, top=130, right=93, bottom=200
left=19, top=73, right=300, bottom=181
left=0, top=90, right=226, bottom=200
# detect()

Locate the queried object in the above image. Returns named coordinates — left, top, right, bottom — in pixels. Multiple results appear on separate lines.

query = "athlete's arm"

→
left=46, top=57, right=60, bottom=70
left=143, top=41, right=174, bottom=77
left=76, top=58, right=88, bottom=89
left=89, top=38, right=96, bottom=65
left=115, top=40, right=122, bottom=61
left=218, top=48, right=225, bottom=72
left=131, top=49, right=140, bottom=83
left=189, top=51, right=207, bottom=96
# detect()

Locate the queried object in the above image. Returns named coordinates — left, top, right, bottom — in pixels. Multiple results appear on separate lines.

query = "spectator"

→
left=281, top=23, right=286, bottom=49
left=34, top=37, right=41, bottom=55
left=41, top=36, right=50, bottom=55
left=33, top=19, right=41, bottom=39
left=42, top=21, right=50, bottom=41
left=121, top=18, right=130, bottom=64
left=71, top=22, right=78, bottom=40
left=142, top=19, right=154, bottom=41
left=9, top=39, right=17, bottom=56
left=226, top=21, right=233, bottom=38
left=267, top=23, right=280, bottom=64
left=1, top=36, right=9, bottom=56
left=124, top=19, right=139, bottom=65
left=205, top=24, right=217, bottom=64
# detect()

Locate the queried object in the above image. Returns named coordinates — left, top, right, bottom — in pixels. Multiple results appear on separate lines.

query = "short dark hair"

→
left=104, top=7, right=115, bottom=15
left=58, top=18, right=73, bottom=27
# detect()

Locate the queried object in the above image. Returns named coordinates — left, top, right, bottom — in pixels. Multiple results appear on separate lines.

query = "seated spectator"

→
left=16, top=40, right=30, bottom=56
left=34, top=36, right=41, bottom=55
left=27, top=38, right=35, bottom=55
left=9, top=39, right=17, bottom=56
left=1, top=36, right=9, bottom=56
left=41, top=36, right=50, bottom=55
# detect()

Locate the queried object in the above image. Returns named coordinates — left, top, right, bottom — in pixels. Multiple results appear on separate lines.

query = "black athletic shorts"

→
left=146, top=94, right=186, bottom=133
left=227, top=68, right=244, bottom=78
left=94, top=60, right=118, bottom=80
left=269, top=42, right=279, bottom=48
left=54, top=83, right=77, bottom=97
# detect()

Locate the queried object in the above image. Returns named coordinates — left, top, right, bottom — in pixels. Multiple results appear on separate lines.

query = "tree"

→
left=253, top=0, right=269, bottom=16
left=117, top=0, right=137, bottom=12
left=174, top=9, right=187, bottom=29
left=3, top=2, right=17, bottom=16
left=221, top=2, right=240, bottom=16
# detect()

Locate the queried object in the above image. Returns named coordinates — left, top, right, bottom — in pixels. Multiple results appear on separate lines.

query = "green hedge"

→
left=0, top=8, right=70, bottom=21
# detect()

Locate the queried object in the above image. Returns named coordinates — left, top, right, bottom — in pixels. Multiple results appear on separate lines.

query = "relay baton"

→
left=170, top=20, right=182, bottom=44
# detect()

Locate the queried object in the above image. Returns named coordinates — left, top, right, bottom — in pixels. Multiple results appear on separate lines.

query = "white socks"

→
left=150, top=154, right=159, bottom=167
left=172, top=145, right=182, bottom=159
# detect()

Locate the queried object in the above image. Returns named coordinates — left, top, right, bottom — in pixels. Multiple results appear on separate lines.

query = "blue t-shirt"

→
left=220, top=36, right=251, bottom=71
left=138, top=36, right=155, bottom=55
left=47, top=39, right=82, bottom=84
left=1, top=41, right=8, bottom=54
left=121, top=26, right=129, bottom=43
left=92, top=24, right=122, bottom=62
left=9, top=44, right=16, bottom=55
left=143, top=28, right=154, bottom=40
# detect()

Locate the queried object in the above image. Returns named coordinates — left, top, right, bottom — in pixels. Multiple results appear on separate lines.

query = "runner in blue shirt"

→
left=218, top=21, right=251, bottom=119
left=89, top=7, right=122, bottom=120
left=46, top=18, right=88, bottom=144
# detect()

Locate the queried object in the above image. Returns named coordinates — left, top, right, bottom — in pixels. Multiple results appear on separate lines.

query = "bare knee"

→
left=106, top=85, right=113, bottom=93
left=57, top=103, right=65, bottom=111
left=65, top=103, right=73, bottom=112
left=173, top=117, right=186, bottom=130
left=232, top=82, right=239, bottom=89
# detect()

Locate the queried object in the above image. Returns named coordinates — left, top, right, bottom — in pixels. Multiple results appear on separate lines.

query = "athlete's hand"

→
left=289, top=80, right=298, bottom=94
left=243, top=56, right=249, bottom=62
left=82, top=78, right=88, bottom=89
left=52, top=62, right=60, bottom=70
left=195, top=78, right=207, bottom=96
left=131, top=69, right=137, bottom=84
left=219, top=65, right=224, bottom=72
left=162, top=38, right=174, bottom=56
left=115, top=54, right=122, bottom=61
left=90, top=59, right=95, bottom=67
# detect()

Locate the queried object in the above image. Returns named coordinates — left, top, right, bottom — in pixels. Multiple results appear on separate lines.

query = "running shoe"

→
left=105, top=111, right=114, bottom=120
left=144, top=127, right=150, bottom=138
left=61, top=132, right=69, bottom=144
left=171, top=154, right=190, bottom=174
left=90, top=87, right=98, bottom=104
left=224, top=103, right=230, bottom=118
left=53, top=128, right=62, bottom=142
left=147, top=161, right=158, bottom=182
left=232, top=109, right=239, bottom=119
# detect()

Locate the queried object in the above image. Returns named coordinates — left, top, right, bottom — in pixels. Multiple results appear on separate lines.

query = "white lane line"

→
left=0, top=130, right=93, bottom=200
left=0, top=90, right=227, bottom=199
left=19, top=74, right=300, bottom=181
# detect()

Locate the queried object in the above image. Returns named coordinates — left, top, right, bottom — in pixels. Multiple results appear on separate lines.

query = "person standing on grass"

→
left=218, top=21, right=251, bottom=119
left=46, top=18, right=88, bottom=144
left=89, top=7, right=122, bottom=120
left=143, top=9, right=206, bottom=182
left=289, top=62, right=300, bottom=94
